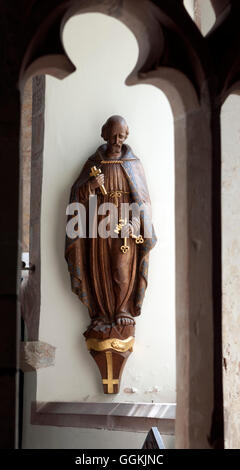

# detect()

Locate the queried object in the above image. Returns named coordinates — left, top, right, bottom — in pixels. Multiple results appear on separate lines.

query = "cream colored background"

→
left=221, top=94, right=240, bottom=449
left=183, top=0, right=194, bottom=18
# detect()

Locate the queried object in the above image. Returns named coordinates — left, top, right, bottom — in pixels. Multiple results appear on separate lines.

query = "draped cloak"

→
left=65, top=144, right=157, bottom=323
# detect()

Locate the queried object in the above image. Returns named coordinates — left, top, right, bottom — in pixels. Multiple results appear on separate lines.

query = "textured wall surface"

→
left=221, top=94, right=240, bottom=449
left=21, top=79, right=32, bottom=252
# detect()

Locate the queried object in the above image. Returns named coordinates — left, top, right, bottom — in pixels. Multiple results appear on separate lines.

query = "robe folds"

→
left=65, top=144, right=157, bottom=323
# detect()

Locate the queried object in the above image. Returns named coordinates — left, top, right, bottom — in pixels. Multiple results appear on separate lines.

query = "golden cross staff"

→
left=89, top=166, right=107, bottom=195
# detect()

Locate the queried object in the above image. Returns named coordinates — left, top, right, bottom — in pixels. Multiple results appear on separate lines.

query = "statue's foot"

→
left=115, top=314, right=135, bottom=326
left=91, top=317, right=109, bottom=327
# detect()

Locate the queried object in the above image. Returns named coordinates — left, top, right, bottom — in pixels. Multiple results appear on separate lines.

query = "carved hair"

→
left=101, top=115, right=129, bottom=141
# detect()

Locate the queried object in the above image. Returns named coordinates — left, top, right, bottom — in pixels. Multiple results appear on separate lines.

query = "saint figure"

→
left=65, top=116, right=156, bottom=332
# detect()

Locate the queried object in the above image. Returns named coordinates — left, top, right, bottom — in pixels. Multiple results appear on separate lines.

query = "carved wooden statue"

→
left=65, top=115, right=156, bottom=393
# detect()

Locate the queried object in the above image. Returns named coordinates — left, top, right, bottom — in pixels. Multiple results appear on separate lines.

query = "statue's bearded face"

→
left=107, top=122, right=128, bottom=156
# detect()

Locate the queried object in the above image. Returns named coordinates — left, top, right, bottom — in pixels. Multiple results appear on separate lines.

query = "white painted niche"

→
left=38, top=12, right=176, bottom=404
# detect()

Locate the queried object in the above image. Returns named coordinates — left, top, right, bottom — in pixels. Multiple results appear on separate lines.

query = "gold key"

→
left=109, top=191, right=122, bottom=207
left=114, top=218, right=129, bottom=254
left=121, top=237, right=129, bottom=254
left=131, top=234, right=144, bottom=244
left=114, top=218, right=125, bottom=234
left=120, top=218, right=129, bottom=254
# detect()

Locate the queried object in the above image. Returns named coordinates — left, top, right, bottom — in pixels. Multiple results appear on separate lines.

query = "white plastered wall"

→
left=23, top=13, right=176, bottom=449
left=183, top=0, right=195, bottom=19
left=221, top=94, right=240, bottom=449
left=184, top=0, right=216, bottom=35
left=198, top=0, right=240, bottom=450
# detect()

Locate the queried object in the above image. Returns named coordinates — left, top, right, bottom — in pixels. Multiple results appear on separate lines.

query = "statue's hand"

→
left=121, top=223, right=133, bottom=238
left=90, top=173, right=104, bottom=189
